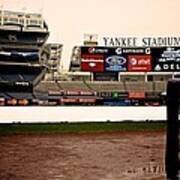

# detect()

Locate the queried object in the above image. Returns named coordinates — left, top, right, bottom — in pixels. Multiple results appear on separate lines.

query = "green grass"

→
left=0, top=121, right=166, bottom=135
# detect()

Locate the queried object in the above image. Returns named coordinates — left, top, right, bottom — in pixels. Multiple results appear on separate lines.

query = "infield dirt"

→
left=0, top=130, right=166, bottom=180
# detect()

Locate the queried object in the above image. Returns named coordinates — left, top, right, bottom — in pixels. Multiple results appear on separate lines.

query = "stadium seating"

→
left=59, top=81, right=90, bottom=91
left=87, top=82, right=124, bottom=91
left=0, top=92, right=10, bottom=99
left=124, top=82, right=154, bottom=92
left=154, top=82, right=167, bottom=92
left=0, top=73, right=41, bottom=83
left=1, top=74, right=21, bottom=82
left=35, top=81, right=167, bottom=94
left=35, top=81, right=60, bottom=92
left=22, top=74, right=37, bottom=81
left=6, top=92, right=34, bottom=99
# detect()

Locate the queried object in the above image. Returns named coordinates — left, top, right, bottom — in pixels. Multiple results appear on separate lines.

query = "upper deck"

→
left=0, top=10, right=49, bottom=46
left=0, top=10, right=48, bottom=32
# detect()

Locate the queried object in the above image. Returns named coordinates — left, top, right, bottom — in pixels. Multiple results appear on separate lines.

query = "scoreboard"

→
left=80, top=46, right=180, bottom=73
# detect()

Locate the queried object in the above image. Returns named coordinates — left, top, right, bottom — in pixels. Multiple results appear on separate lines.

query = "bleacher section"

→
left=0, top=49, right=39, bottom=63
left=0, top=65, right=45, bottom=84
left=87, top=82, right=125, bottom=91
left=35, top=81, right=167, bottom=93
left=35, top=81, right=60, bottom=92
left=6, top=92, right=34, bottom=99
left=33, top=80, right=166, bottom=106
left=60, top=81, right=90, bottom=91
left=124, top=82, right=154, bottom=92
left=0, top=92, right=10, bottom=99
left=154, top=82, right=167, bottom=92
left=1, top=74, right=21, bottom=82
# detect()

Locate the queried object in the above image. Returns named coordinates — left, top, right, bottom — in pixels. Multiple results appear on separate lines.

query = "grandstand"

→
left=0, top=10, right=49, bottom=105
left=0, top=10, right=177, bottom=106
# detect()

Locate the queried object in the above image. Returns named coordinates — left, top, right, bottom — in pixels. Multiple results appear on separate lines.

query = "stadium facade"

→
left=0, top=10, right=179, bottom=106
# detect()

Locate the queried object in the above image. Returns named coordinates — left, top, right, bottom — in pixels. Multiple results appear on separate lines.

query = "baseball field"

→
left=0, top=122, right=166, bottom=180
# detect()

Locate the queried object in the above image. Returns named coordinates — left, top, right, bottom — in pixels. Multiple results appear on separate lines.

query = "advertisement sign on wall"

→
left=81, top=47, right=110, bottom=54
left=152, top=47, right=180, bottom=72
left=105, top=55, right=127, bottom=72
left=128, top=92, right=145, bottom=99
left=80, top=46, right=180, bottom=72
left=81, top=54, right=104, bottom=72
left=128, top=55, right=152, bottom=72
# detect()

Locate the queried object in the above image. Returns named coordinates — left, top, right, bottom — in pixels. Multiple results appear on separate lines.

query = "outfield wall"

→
left=0, top=106, right=166, bottom=123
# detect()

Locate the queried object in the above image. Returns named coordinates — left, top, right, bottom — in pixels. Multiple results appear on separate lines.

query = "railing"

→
left=0, top=10, right=47, bottom=31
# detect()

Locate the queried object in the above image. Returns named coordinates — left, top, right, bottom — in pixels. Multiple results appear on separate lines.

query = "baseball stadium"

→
left=0, top=9, right=179, bottom=180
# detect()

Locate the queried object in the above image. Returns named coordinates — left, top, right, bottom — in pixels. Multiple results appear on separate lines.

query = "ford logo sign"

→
left=106, top=56, right=126, bottom=65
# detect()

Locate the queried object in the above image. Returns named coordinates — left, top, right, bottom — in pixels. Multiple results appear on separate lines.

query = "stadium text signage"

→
left=102, top=37, right=180, bottom=47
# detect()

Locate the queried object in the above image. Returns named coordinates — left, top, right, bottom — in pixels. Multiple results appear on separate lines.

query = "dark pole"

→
left=166, top=80, right=179, bottom=179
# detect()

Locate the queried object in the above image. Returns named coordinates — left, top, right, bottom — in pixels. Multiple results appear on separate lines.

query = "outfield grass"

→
left=0, top=121, right=166, bottom=135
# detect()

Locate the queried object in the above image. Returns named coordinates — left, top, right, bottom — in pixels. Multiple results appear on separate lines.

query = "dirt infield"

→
left=0, top=131, right=166, bottom=180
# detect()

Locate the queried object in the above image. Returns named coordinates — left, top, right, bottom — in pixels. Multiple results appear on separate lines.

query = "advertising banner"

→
left=128, top=92, right=145, bottom=99
left=128, top=55, right=152, bottom=72
left=105, top=55, right=127, bottom=72
left=81, top=54, right=104, bottom=72
left=80, top=47, right=150, bottom=56
left=81, top=46, right=110, bottom=54
left=152, top=47, right=180, bottom=72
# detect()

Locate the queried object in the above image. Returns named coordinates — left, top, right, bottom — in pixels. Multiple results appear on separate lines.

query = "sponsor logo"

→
left=122, top=48, right=145, bottom=54
left=89, top=62, right=96, bottom=67
left=128, top=92, right=145, bottom=99
left=81, top=54, right=104, bottom=60
left=145, top=48, right=151, bottom=54
left=81, top=54, right=104, bottom=72
left=115, top=48, right=122, bottom=54
left=154, top=64, right=162, bottom=71
left=153, top=48, right=180, bottom=72
left=105, top=56, right=126, bottom=65
left=105, top=55, right=127, bottom=72
left=88, top=47, right=108, bottom=54
left=128, top=55, right=152, bottom=72
left=154, top=63, right=180, bottom=71
left=157, top=48, right=180, bottom=62
left=129, top=57, right=151, bottom=65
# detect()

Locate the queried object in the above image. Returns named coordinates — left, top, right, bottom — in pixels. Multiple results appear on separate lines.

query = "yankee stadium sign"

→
left=102, top=37, right=180, bottom=47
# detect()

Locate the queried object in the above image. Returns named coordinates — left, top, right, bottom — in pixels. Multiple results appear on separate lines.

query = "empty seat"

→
left=23, top=74, right=36, bottom=81
left=1, top=74, right=20, bottom=81
left=7, top=92, right=34, bottom=99
left=59, top=81, right=89, bottom=91
left=0, top=92, right=10, bottom=99
left=35, top=82, right=60, bottom=92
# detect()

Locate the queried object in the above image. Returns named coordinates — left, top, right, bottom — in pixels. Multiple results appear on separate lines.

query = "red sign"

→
left=61, top=98, right=78, bottom=103
left=79, top=98, right=96, bottom=103
left=128, top=55, right=152, bottom=72
left=128, top=92, right=145, bottom=99
left=81, top=54, right=104, bottom=72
